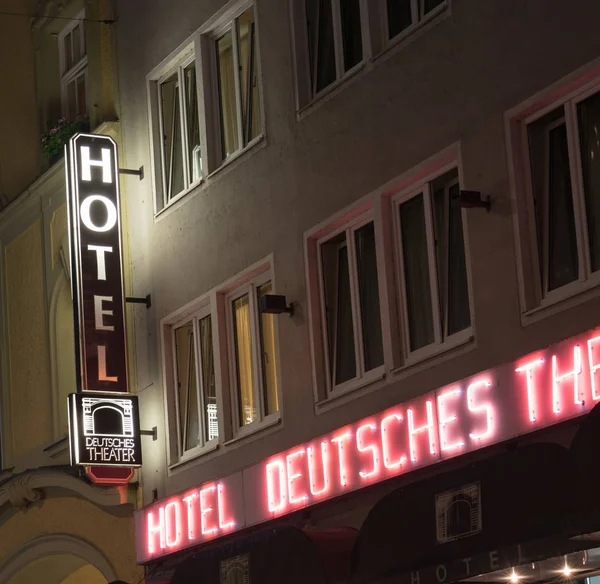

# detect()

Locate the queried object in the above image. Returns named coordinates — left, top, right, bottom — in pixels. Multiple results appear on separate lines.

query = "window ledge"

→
left=168, top=440, right=220, bottom=473
left=521, top=277, right=600, bottom=326
left=222, top=415, right=283, bottom=448
left=154, top=178, right=204, bottom=222
left=315, top=367, right=386, bottom=415
left=206, top=133, right=266, bottom=180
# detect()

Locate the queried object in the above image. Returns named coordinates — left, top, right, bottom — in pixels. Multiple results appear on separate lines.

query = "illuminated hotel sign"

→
left=68, top=392, right=142, bottom=466
left=66, top=133, right=127, bottom=393
left=66, top=133, right=140, bottom=473
left=135, top=327, right=600, bottom=564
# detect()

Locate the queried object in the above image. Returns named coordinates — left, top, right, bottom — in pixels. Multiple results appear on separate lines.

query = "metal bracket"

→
left=140, top=427, right=158, bottom=441
left=125, top=294, right=151, bottom=309
left=119, top=166, right=144, bottom=181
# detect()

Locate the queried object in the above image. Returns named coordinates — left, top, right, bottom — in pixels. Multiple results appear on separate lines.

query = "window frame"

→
left=508, top=74, right=600, bottom=319
left=225, top=268, right=281, bottom=439
left=380, top=0, right=448, bottom=45
left=58, top=11, right=88, bottom=119
left=391, top=166, right=473, bottom=365
left=316, top=212, right=385, bottom=396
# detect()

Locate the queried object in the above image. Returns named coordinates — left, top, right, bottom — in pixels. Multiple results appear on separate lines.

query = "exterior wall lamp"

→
left=259, top=294, right=294, bottom=316
left=457, top=190, right=491, bottom=211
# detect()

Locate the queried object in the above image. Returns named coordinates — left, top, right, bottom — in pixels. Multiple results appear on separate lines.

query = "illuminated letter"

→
left=164, top=501, right=182, bottom=548
left=182, top=492, right=198, bottom=541
left=81, top=146, right=112, bottom=183
left=515, top=359, right=544, bottom=422
left=88, top=244, right=113, bottom=280
left=331, top=432, right=352, bottom=487
left=94, top=296, right=115, bottom=331
left=97, top=345, right=117, bottom=382
left=307, top=442, right=330, bottom=496
left=588, top=336, right=600, bottom=401
left=437, top=389, right=464, bottom=452
left=286, top=449, right=308, bottom=504
left=467, top=380, right=494, bottom=441
left=381, top=413, right=406, bottom=470
left=552, top=345, right=583, bottom=413
left=266, top=459, right=286, bottom=512
left=147, top=508, right=165, bottom=553
left=199, top=485, right=217, bottom=535
left=80, top=194, right=118, bottom=233
left=407, top=401, right=436, bottom=462
left=357, top=423, right=380, bottom=479
left=217, top=483, right=235, bottom=529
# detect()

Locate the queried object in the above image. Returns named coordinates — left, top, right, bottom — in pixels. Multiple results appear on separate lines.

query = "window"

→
left=154, top=54, right=202, bottom=210
left=384, top=0, right=446, bottom=40
left=227, top=272, right=279, bottom=433
left=394, top=168, right=471, bottom=359
left=318, top=216, right=384, bottom=392
left=58, top=13, right=87, bottom=119
left=303, top=0, right=365, bottom=97
left=214, top=5, right=263, bottom=160
left=510, top=79, right=600, bottom=313
left=171, top=307, right=218, bottom=458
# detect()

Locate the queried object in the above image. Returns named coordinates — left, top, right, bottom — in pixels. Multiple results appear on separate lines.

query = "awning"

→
left=171, top=526, right=357, bottom=584
left=351, top=442, right=571, bottom=584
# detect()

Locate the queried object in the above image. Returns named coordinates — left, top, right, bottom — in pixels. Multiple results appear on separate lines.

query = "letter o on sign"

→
left=80, top=194, right=117, bottom=233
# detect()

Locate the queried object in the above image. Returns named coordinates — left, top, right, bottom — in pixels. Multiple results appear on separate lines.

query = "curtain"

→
left=233, top=295, right=256, bottom=425
left=355, top=222, right=384, bottom=371
left=217, top=32, right=239, bottom=157
left=238, top=8, right=262, bottom=144
left=306, top=0, right=336, bottom=94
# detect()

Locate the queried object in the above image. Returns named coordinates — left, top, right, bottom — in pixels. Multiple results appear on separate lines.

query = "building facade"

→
left=113, top=0, right=600, bottom=582
left=0, top=1, right=141, bottom=582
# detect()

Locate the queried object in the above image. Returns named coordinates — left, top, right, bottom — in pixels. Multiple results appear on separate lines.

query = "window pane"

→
left=183, top=61, right=202, bottom=182
left=400, top=194, right=435, bottom=351
left=306, top=0, right=336, bottom=94
left=233, top=294, right=256, bottom=426
left=198, top=315, right=218, bottom=442
left=322, top=232, right=356, bottom=386
left=578, top=91, right=600, bottom=272
left=64, top=31, right=73, bottom=71
left=67, top=79, right=77, bottom=120
left=432, top=176, right=470, bottom=337
left=217, top=31, right=240, bottom=158
left=160, top=73, right=185, bottom=200
left=174, top=322, right=200, bottom=452
left=423, top=0, right=445, bottom=15
left=387, top=0, right=413, bottom=39
left=257, top=281, right=279, bottom=416
left=340, top=0, right=363, bottom=72
left=76, top=74, right=86, bottom=116
left=73, top=24, right=81, bottom=63
left=528, top=108, right=578, bottom=292
left=354, top=222, right=384, bottom=371
left=238, top=7, right=262, bottom=145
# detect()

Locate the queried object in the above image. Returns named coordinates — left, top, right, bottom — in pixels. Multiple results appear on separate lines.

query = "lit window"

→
left=318, top=217, right=384, bottom=391
left=395, top=169, right=471, bottom=357
left=229, top=273, right=279, bottom=431
left=385, top=0, right=446, bottom=40
left=215, top=5, right=262, bottom=160
left=172, top=308, right=218, bottom=457
left=58, top=13, right=87, bottom=119
left=155, top=56, right=202, bottom=209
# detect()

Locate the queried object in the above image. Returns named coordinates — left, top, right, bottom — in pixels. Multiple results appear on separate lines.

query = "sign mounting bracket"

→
left=126, top=294, right=151, bottom=309
left=118, top=166, right=144, bottom=180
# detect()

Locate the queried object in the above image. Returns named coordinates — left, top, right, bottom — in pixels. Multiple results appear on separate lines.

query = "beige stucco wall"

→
left=5, top=220, right=53, bottom=458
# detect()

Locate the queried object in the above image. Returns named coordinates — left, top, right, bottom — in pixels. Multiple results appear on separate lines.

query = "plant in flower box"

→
left=41, top=115, right=90, bottom=161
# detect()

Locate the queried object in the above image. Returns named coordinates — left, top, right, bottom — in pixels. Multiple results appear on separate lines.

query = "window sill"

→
left=154, top=177, right=204, bottom=221
left=206, top=133, right=266, bottom=180
left=315, top=367, right=386, bottom=415
left=521, top=276, right=600, bottom=326
left=391, top=330, right=475, bottom=378
left=168, top=440, right=220, bottom=473
left=223, top=414, right=282, bottom=446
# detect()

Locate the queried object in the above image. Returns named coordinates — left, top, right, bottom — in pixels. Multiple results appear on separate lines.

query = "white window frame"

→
left=206, top=1, right=264, bottom=167
left=58, top=10, right=88, bottom=119
left=162, top=298, right=221, bottom=467
left=380, top=0, right=448, bottom=45
left=391, top=165, right=473, bottom=365
left=507, top=68, right=600, bottom=321
left=316, top=212, right=385, bottom=396
left=225, top=268, right=281, bottom=439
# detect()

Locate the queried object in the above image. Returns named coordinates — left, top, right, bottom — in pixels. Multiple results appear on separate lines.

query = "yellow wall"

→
left=5, top=220, right=52, bottom=457
left=0, top=0, right=41, bottom=201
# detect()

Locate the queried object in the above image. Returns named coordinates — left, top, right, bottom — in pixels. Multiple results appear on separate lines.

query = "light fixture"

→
left=562, top=556, right=572, bottom=577
left=457, top=190, right=491, bottom=211
left=510, top=568, right=520, bottom=584
left=258, top=294, right=294, bottom=316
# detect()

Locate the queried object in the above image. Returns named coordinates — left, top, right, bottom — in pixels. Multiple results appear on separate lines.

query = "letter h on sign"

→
left=66, top=134, right=128, bottom=393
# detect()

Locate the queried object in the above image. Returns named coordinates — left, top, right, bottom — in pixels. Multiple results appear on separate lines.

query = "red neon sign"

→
left=135, top=328, right=600, bottom=563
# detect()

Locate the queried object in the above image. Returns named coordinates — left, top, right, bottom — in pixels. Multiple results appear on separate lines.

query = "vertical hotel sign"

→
left=66, top=134, right=141, bottom=472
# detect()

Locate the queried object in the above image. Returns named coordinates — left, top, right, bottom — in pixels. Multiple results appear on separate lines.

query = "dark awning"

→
left=351, top=443, right=571, bottom=584
left=171, top=526, right=357, bottom=584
